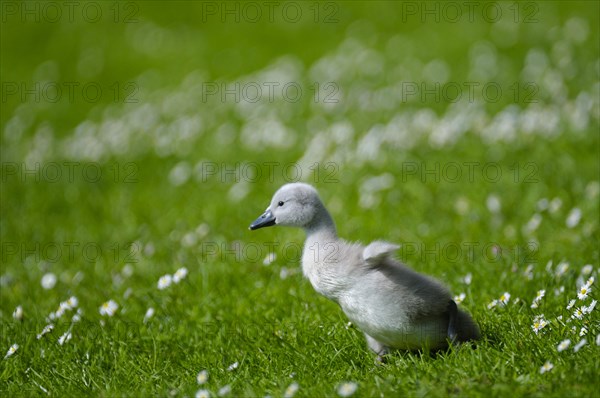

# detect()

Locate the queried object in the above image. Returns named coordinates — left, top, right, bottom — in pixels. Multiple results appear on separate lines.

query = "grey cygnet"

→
left=249, top=183, right=480, bottom=358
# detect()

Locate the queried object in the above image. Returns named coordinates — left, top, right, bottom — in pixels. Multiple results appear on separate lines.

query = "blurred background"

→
left=1, top=1, right=599, bottom=393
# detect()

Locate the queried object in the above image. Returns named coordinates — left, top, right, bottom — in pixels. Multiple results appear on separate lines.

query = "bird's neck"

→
left=304, top=206, right=338, bottom=242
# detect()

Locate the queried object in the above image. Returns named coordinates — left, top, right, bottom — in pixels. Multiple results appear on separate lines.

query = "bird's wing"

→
left=362, top=240, right=401, bottom=266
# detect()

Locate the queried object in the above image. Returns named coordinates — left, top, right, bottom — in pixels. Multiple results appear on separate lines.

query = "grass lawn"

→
left=1, top=1, right=599, bottom=397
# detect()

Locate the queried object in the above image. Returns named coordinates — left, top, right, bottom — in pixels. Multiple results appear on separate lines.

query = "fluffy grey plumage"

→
left=249, top=183, right=479, bottom=356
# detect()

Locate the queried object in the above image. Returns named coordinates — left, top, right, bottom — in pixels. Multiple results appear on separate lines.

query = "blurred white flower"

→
left=526, top=213, right=542, bottom=232
left=41, top=273, right=57, bottom=289
left=196, top=369, right=208, bottom=385
left=284, top=382, right=299, bottom=398
left=549, top=197, right=562, bottom=213
left=263, top=252, right=277, bottom=265
left=12, top=305, right=23, bottom=321
left=555, top=261, right=569, bottom=277
left=227, top=362, right=238, bottom=371
left=531, top=289, right=545, bottom=308
left=143, top=307, right=155, bottom=323
left=173, top=267, right=188, bottom=283
left=566, top=207, right=582, bottom=228
left=37, top=324, right=54, bottom=340
left=557, top=339, right=570, bottom=352
left=573, top=338, right=587, bottom=352
left=454, top=293, right=466, bottom=304
left=566, top=299, right=576, bottom=310
left=66, top=296, right=79, bottom=309
left=158, top=274, right=172, bottom=290
left=195, top=389, right=210, bottom=398
left=581, top=264, right=593, bottom=275
left=4, top=343, right=18, bottom=359
left=486, top=194, right=501, bottom=213
left=579, top=327, right=588, bottom=336
left=218, top=384, right=231, bottom=396
left=58, top=331, right=72, bottom=345
left=463, top=273, right=472, bottom=285
left=539, top=361, right=553, bottom=374
left=337, top=381, right=358, bottom=397
left=99, top=300, right=118, bottom=317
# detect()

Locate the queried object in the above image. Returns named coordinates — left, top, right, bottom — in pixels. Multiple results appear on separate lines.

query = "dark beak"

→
left=249, top=209, right=276, bottom=230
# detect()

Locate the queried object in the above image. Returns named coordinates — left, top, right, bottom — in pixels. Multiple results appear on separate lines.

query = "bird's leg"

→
left=365, top=333, right=389, bottom=364
left=447, top=299, right=458, bottom=344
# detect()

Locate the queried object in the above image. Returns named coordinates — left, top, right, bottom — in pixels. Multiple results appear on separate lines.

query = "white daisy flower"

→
left=566, top=299, right=576, bottom=310
left=284, top=382, right=299, bottom=398
left=454, top=293, right=466, bottom=304
left=37, top=324, right=54, bottom=339
left=566, top=208, right=582, bottom=228
left=72, top=313, right=81, bottom=323
left=195, top=389, right=210, bottom=398
left=557, top=339, right=570, bottom=352
left=585, top=276, right=595, bottom=287
left=66, top=296, right=79, bottom=309
left=227, top=362, right=238, bottom=371
left=55, top=306, right=66, bottom=319
left=173, top=267, right=188, bottom=284
left=539, top=361, right=553, bottom=374
left=532, top=317, right=548, bottom=334
left=572, top=307, right=584, bottom=320
left=12, top=305, right=23, bottom=321
left=582, top=299, right=597, bottom=314
left=4, top=343, right=19, bottom=359
left=143, top=307, right=155, bottom=323
left=500, top=292, right=511, bottom=306
left=41, top=273, right=57, bottom=290
left=573, top=338, right=587, bottom=352
left=337, top=381, right=358, bottom=397
left=218, top=384, right=231, bottom=396
left=196, top=370, right=208, bottom=385
left=99, top=300, right=118, bottom=317
left=487, top=299, right=498, bottom=309
left=577, top=285, right=591, bottom=300
left=157, top=274, right=172, bottom=290
left=58, top=331, right=72, bottom=345
left=579, top=327, right=588, bottom=337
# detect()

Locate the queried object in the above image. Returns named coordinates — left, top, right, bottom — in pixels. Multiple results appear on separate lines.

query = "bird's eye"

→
left=278, top=201, right=284, bottom=207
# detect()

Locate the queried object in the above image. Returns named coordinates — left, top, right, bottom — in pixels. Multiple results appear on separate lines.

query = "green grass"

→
left=1, top=1, right=599, bottom=397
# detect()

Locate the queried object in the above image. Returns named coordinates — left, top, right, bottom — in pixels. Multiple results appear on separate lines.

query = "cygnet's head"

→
left=249, top=183, right=324, bottom=230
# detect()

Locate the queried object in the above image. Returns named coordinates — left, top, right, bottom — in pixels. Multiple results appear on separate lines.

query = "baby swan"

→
left=249, top=183, right=479, bottom=358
